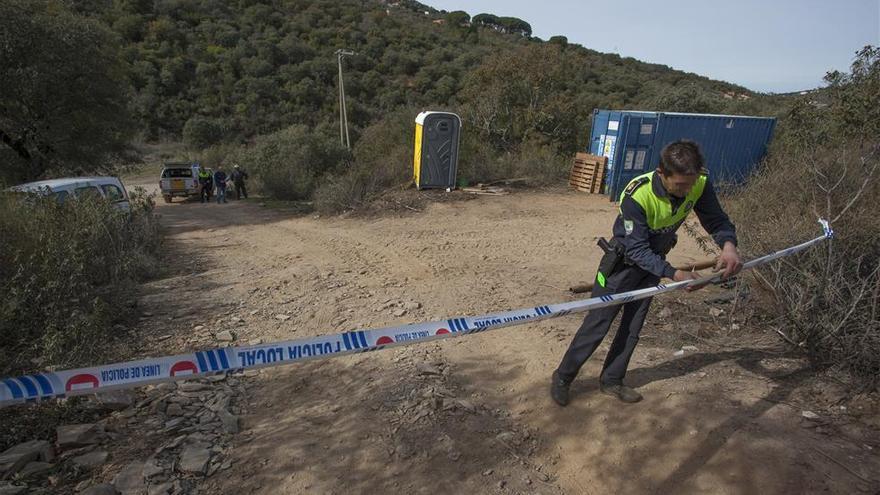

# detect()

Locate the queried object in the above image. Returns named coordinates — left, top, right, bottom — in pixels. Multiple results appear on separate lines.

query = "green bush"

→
left=0, top=189, right=161, bottom=376
left=182, top=116, right=227, bottom=149
left=194, top=142, right=242, bottom=170
left=242, top=125, right=350, bottom=200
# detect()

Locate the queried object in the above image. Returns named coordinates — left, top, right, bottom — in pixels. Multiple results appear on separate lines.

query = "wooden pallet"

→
left=569, top=153, right=607, bottom=194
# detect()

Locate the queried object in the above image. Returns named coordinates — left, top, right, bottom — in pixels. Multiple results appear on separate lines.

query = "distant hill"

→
left=75, top=0, right=777, bottom=151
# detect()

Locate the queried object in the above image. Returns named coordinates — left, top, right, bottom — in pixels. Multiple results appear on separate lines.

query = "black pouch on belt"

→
left=595, top=237, right=625, bottom=288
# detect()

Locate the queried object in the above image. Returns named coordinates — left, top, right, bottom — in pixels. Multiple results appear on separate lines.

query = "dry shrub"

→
left=458, top=136, right=569, bottom=186
left=314, top=108, right=413, bottom=213
left=313, top=168, right=375, bottom=214
left=505, top=139, right=571, bottom=185
left=0, top=189, right=161, bottom=376
left=728, top=142, right=880, bottom=383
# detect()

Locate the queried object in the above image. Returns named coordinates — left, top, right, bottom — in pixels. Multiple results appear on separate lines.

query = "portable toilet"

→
left=588, top=110, right=776, bottom=199
left=413, top=111, right=461, bottom=190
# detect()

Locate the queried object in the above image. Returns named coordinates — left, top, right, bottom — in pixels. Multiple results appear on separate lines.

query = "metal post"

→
left=335, top=49, right=355, bottom=149
left=337, top=52, right=344, bottom=147
left=341, top=67, right=350, bottom=149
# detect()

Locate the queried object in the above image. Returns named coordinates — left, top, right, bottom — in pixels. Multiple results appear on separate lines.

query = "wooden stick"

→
left=569, top=259, right=718, bottom=293
left=484, top=177, right=528, bottom=186
left=773, top=327, right=800, bottom=347
left=812, top=447, right=874, bottom=484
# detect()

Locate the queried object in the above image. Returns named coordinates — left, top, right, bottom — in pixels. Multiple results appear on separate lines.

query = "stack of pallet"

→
left=568, top=153, right=607, bottom=194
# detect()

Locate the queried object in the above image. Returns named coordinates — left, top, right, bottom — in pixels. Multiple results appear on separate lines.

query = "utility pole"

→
left=335, top=49, right=355, bottom=149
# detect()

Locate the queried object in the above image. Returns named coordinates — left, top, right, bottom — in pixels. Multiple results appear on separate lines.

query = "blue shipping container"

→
left=588, top=109, right=776, bottom=199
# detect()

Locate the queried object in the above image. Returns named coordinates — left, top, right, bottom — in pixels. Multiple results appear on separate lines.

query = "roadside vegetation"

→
left=0, top=191, right=161, bottom=377
left=728, top=47, right=880, bottom=385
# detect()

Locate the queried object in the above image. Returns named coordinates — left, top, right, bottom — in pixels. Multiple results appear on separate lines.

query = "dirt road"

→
left=120, top=178, right=880, bottom=494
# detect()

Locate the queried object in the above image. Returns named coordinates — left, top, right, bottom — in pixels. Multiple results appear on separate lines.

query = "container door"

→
left=609, top=115, right=657, bottom=199
left=421, top=113, right=460, bottom=188
left=589, top=111, right=613, bottom=155
left=592, top=111, right=622, bottom=197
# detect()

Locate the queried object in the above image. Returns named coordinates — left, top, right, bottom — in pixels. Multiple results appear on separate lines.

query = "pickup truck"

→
left=159, top=163, right=204, bottom=203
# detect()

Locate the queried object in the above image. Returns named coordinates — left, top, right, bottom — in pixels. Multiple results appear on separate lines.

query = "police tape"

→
left=0, top=220, right=834, bottom=408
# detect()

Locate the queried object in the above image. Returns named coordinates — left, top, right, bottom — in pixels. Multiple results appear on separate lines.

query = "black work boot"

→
left=550, top=371, right=571, bottom=407
left=599, top=383, right=643, bottom=403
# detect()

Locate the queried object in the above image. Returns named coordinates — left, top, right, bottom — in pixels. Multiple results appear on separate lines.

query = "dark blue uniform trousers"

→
left=556, top=264, right=660, bottom=385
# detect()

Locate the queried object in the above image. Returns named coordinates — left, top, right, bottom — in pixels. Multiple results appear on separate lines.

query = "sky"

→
left=426, top=0, right=880, bottom=93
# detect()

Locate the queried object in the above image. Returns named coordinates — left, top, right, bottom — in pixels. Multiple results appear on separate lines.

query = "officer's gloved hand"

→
left=716, top=242, right=742, bottom=280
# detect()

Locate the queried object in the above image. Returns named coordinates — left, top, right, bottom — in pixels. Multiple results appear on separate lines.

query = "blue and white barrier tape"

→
left=0, top=220, right=834, bottom=408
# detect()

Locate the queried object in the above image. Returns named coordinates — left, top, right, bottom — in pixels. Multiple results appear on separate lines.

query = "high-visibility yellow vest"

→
left=619, top=171, right=707, bottom=232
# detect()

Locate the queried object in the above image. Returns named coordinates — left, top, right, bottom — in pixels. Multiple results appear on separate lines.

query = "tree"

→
left=823, top=45, right=880, bottom=141
left=472, top=13, right=499, bottom=29
left=497, top=17, right=532, bottom=37
left=0, top=0, right=133, bottom=182
left=444, top=10, right=470, bottom=26
left=472, top=14, right=531, bottom=36
left=459, top=45, right=583, bottom=152
left=549, top=35, right=568, bottom=47
left=183, top=117, right=227, bottom=149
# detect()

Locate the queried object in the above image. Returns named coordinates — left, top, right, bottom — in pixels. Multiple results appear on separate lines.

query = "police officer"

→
left=197, top=164, right=213, bottom=203
left=551, top=140, right=742, bottom=405
left=213, top=165, right=229, bottom=204
left=230, top=164, right=249, bottom=200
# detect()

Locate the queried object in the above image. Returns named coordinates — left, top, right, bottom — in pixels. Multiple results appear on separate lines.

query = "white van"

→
left=8, top=176, right=131, bottom=211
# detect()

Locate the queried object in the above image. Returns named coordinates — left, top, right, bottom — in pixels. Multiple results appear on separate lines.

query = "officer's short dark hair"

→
left=658, top=140, right=704, bottom=176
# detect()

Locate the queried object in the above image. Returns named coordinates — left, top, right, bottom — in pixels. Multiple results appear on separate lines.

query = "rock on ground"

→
left=112, top=462, right=145, bottom=495
left=56, top=424, right=103, bottom=449
left=81, top=484, right=119, bottom=495
left=0, top=440, right=54, bottom=478
left=179, top=446, right=211, bottom=475
left=71, top=451, right=109, bottom=469
left=0, top=482, right=28, bottom=495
